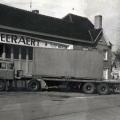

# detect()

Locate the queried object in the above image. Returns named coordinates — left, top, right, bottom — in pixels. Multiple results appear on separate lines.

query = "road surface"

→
left=0, top=91, right=120, bottom=120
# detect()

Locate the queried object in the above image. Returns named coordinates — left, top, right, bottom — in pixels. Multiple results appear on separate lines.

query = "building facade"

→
left=96, top=36, right=112, bottom=79
left=0, top=4, right=112, bottom=79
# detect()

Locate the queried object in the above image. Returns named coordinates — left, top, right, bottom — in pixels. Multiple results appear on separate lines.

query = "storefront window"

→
left=28, top=47, right=33, bottom=60
left=0, top=62, right=6, bottom=69
left=13, top=45, right=19, bottom=59
left=7, top=63, right=14, bottom=70
left=0, top=43, right=33, bottom=60
left=21, top=46, right=26, bottom=59
left=5, top=44, right=11, bottom=58
left=0, top=44, right=3, bottom=57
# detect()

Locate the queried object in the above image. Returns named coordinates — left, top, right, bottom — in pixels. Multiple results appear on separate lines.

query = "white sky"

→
left=0, top=0, right=120, bottom=51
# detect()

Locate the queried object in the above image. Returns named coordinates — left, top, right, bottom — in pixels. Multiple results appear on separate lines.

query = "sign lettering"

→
left=0, top=32, right=69, bottom=48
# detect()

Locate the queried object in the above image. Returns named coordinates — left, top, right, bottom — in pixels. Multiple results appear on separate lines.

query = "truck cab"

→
left=0, top=60, right=14, bottom=91
left=0, top=60, right=14, bottom=80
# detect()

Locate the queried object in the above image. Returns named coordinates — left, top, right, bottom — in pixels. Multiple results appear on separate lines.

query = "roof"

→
left=0, top=4, right=102, bottom=45
left=63, top=13, right=94, bottom=30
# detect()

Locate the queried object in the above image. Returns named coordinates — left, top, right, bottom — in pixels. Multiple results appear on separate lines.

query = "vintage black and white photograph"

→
left=0, top=0, right=120, bottom=120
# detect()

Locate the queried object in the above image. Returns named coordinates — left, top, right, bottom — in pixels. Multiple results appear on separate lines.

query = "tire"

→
left=97, top=83, right=110, bottom=95
left=27, top=80, right=41, bottom=91
left=0, top=81, right=5, bottom=91
left=82, top=82, right=95, bottom=94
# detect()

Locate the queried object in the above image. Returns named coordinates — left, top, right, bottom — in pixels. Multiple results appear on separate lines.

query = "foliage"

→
left=114, top=48, right=120, bottom=61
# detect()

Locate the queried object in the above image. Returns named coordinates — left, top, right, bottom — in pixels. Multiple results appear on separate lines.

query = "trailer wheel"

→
left=97, top=83, right=110, bottom=95
left=28, top=80, right=41, bottom=91
left=0, top=81, right=5, bottom=91
left=82, top=83, right=95, bottom=94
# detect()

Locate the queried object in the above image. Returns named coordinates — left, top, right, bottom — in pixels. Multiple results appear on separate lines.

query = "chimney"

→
left=32, top=10, right=39, bottom=14
left=94, top=15, right=102, bottom=29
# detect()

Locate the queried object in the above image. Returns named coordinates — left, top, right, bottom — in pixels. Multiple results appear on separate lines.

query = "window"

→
left=0, top=62, right=6, bottom=69
left=5, top=44, right=11, bottom=58
left=21, top=46, right=27, bottom=59
left=103, top=68, right=108, bottom=80
left=0, top=44, right=3, bottom=57
left=104, top=50, right=108, bottom=61
left=28, top=47, right=33, bottom=60
left=7, top=63, right=14, bottom=70
left=13, top=46, right=19, bottom=59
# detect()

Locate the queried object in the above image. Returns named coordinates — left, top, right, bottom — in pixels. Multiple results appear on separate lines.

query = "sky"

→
left=0, top=0, right=120, bottom=51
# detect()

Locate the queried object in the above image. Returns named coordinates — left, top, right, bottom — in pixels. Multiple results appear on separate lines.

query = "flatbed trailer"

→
left=36, top=76, right=120, bottom=94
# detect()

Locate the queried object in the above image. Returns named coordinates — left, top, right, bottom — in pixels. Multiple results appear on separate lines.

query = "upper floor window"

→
left=104, top=50, right=108, bottom=61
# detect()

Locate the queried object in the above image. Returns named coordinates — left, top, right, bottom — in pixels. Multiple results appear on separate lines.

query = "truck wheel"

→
left=97, top=83, right=110, bottom=95
left=0, top=81, right=5, bottom=91
left=28, top=80, right=41, bottom=91
left=82, top=83, right=95, bottom=94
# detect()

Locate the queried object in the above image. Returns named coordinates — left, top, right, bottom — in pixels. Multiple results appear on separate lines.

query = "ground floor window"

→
left=0, top=43, right=33, bottom=60
left=21, top=46, right=27, bottom=59
left=0, top=44, right=3, bottom=57
left=28, top=47, right=33, bottom=60
left=13, top=45, right=19, bottom=59
left=5, top=44, right=11, bottom=58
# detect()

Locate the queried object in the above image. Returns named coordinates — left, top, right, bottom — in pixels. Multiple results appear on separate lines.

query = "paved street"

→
left=0, top=91, right=120, bottom=120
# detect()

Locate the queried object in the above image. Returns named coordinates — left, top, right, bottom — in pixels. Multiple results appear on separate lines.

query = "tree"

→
left=114, top=48, right=120, bottom=61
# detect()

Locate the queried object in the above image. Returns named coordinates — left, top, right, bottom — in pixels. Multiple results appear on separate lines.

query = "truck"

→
left=0, top=47, right=120, bottom=95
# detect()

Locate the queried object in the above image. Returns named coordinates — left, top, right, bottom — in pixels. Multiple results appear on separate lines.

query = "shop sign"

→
left=0, top=32, right=69, bottom=48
